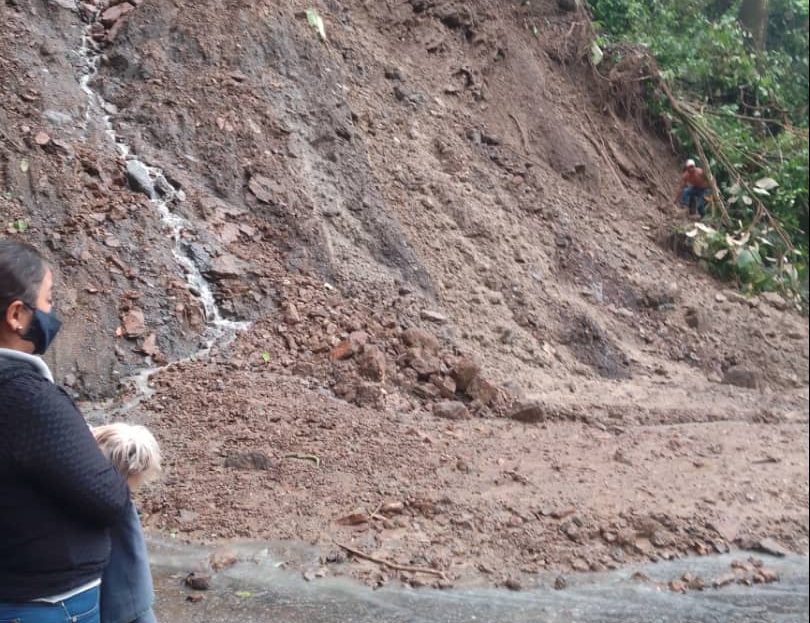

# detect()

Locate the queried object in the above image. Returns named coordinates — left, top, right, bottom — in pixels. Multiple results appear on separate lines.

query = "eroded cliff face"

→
left=1, top=0, right=807, bottom=587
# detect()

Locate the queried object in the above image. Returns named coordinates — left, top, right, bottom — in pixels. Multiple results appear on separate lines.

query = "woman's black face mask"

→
left=22, top=302, right=62, bottom=355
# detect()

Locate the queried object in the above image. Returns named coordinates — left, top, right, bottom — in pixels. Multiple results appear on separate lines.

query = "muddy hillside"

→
left=2, top=0, right=808, bottom=589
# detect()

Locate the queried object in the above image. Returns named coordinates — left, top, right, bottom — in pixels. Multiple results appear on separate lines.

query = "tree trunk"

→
left=739, top=0, right=769, bottom=50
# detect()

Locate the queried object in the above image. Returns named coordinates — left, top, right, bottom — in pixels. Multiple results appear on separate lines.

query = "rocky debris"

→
left=721, top=365, right=762, bottom=390
left=433, top=400, right=470, bottom=420
left=224, top=451, right=272, bottom=471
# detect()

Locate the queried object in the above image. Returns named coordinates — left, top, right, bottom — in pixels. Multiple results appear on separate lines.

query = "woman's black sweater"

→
left=0, top=355, right=129, bottom=602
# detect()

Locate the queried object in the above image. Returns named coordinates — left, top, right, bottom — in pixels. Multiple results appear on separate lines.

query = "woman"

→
left=0, top=240, right=129, bottom=622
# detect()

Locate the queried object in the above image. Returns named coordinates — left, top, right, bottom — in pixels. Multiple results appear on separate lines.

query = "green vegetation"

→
left=589, top=0, right=809, bottom=302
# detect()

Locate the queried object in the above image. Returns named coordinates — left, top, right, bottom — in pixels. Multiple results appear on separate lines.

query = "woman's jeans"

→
left=0, top=585, right=100, bottom=623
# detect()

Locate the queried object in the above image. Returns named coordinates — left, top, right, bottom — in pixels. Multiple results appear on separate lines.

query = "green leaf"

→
left=306, top=9, right=326, bottom=41
left=261, top=352, right=271, bottom=363
left=235, top=591, right=253, bottom=598
left=12, top=219, right=28, bottom=233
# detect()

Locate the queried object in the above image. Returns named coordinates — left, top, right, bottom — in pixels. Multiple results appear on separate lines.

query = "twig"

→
left=335, top=542, right=448, bottom=580
left=509, top=113, right=530, bottom=155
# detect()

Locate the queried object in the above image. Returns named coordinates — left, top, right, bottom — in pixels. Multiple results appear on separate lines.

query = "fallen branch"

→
left=335, top=542, right=448, bottom=580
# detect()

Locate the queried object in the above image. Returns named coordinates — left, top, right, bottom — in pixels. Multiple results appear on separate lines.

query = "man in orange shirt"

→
left=676, top=158, right=710, bottom=217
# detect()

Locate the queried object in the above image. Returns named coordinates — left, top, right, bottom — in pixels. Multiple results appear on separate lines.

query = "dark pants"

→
left=0, top=585, right=100, bottom=623
left=681, top=185, right=709, bottom=217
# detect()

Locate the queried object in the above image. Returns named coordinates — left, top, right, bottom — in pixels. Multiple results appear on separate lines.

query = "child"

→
left=93, top=423, right=162, bottom=623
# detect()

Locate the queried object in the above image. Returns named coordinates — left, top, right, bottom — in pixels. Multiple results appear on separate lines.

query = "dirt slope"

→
left=1, top=0, right=808, bottom=589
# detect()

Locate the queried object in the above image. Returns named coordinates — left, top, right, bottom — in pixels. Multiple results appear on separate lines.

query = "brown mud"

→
left=1, top=0, right=807, bottom=589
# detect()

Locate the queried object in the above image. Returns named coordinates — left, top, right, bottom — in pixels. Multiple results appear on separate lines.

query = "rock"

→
left=755, top=568, right=779, bottom=584
left=554, top=576, right=567, bottom=590
left=753, top=538, right=791, bottom=557
left=715, top=292, right=727, bottom=303
left=248, top=174, right=282, bottom=204
left=330, top=339, right=355, bottom=361
left=761, top=291, right=788, bottom=311
left=138, top=333, right=158, bottom=356
left=713, top=573, right=737, bottom=588
left=431, top=374, right=456, bottom=399
left=451, top=357, right=481, bottom=392
left=509, top=401, right=546, bottom=423
left=185, top=572, right=211, bottom=591
left=684, top=307, right=709, bottom=331
left=209, top=547, right=238, bottom=571
left=282, top=302, right=301, bottom=324
left=100, top=2, right=134, bottom=26
left=668, top=579, right=686, bottom=593
left=357, top=346, right=387, bottom=382
left=466, top=375, right=498, bottom=405
left=34, top=131, right=51, bottom=146
left=721, top=365, right=762, bottom=390
left=125, top=160, right=154, bottom=198
left=186, top=594, right=205, bottom=603
left=207, top=253, right=245, bottom=279
left=409, top=354, right=441, bottom=379
left=401, top=327, right=439, bottom=353
left=433, top=401, right=470, bottom=420
left=504, top=578, right=522, bottom=591
left=224, top=451, right=272, bottom=471
left=558, top=0, right=579, bottom=10
left=420, top=309, right=447, bottom=324
left=380, top=501, right=405, bottom=515
left=121, top=308, right=146, bottom=338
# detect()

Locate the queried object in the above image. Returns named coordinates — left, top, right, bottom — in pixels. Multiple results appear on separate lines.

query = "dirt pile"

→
left=1, top=0, right=808, bottom=588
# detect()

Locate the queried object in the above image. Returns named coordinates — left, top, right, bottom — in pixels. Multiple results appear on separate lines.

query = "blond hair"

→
left=93, top=423, right=162, bottom=484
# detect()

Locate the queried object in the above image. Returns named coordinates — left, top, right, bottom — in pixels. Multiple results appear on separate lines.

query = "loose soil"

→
left=1, top=0, right=808, bottom=590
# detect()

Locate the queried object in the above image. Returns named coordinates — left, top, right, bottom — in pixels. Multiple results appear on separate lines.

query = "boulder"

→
left=451, top=357, right=480, bottom=392
left=357, top=346, right=386, bottom=382
left=433, top=401, right=470, bottom=420
left=100, top=1, right=134, bottom=26
left=722, top=365, right=762, bottom=390
left=510, top=401, right=546, bottom=423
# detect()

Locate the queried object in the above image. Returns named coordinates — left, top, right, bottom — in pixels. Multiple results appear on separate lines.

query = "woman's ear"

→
left=4, top=300, right=27, bottom=334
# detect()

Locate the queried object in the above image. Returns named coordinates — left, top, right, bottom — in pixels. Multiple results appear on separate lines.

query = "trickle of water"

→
left=76, top=6, right=248, bottom=413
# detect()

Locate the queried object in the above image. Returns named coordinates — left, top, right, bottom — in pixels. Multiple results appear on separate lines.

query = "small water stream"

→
left=77, top=6, right=248, bottom=414
left=148, top=538, right=809, bottom=623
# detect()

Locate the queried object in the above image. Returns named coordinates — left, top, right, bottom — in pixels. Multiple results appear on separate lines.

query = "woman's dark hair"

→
left=0, top=240, right=47, bottom=316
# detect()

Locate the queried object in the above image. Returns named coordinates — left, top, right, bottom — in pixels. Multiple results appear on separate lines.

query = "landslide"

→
left=2, top=0, right=808, bottom=589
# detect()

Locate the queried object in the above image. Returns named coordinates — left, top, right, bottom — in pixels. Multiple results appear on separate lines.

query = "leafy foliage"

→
left=589, top=0, right=809, bottom=300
